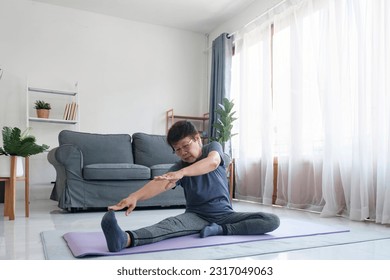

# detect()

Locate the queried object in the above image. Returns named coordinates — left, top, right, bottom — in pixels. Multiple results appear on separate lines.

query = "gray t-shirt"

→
left=169, top=141, right=233, bottom=217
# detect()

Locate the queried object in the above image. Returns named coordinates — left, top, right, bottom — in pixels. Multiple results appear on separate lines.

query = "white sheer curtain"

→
left=232, top=0, right=390, bottom=224
left=232, top=24, right=274, bottom=205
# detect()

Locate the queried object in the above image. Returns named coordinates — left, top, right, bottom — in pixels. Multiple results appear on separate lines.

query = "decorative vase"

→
left=0, top=156, right=24, bottom=177
left=36, top=109, right=50, bottom=118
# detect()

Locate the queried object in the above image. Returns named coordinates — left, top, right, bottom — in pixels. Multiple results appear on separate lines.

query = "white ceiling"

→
left=32, top=0, right=257, bottom=34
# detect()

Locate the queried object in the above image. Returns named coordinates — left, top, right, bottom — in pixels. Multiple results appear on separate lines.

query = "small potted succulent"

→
left=34, top=100, right=51, bottom=118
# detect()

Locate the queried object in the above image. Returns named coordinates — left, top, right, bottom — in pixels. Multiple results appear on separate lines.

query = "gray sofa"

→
left=47, top=130, right=186, bottom=211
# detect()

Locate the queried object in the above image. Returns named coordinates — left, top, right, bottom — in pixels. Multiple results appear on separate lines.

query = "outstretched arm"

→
left=155, top=150, right=221, bottom=182
left=108, top=179, right=175, bottom=215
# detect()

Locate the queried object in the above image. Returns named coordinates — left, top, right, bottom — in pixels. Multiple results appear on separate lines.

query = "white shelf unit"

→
left=27, top=86, right=79, bottom=127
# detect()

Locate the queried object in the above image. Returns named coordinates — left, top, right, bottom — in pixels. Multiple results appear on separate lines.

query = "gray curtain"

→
left=209, top=33, right=233, bottom=140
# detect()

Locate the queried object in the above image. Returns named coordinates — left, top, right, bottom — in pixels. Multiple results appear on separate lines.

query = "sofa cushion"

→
left=83, top=163, right=150, bottom=180
left=59, top=130, right=134, bottom=166
left=150, top=163, right=174, bottom=178
left=132, top=133, right=179, bottom=167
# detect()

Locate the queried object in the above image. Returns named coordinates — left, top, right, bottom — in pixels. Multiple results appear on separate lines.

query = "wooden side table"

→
left=0, top=156, right=29, bottom=220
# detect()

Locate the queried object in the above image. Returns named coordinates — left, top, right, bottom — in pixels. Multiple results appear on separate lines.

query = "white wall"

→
left=0, top=0, right=208, bottom=185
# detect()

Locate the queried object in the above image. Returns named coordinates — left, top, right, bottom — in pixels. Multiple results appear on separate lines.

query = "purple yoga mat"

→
left=63, top=218, right=349, bottom=258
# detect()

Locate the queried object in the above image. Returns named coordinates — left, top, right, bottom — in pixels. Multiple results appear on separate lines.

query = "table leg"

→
left=25, top=157, right=29, bottom=217
left=6, top=156, right=17, bottom=220
left=4, top=180, right=10, bottom=216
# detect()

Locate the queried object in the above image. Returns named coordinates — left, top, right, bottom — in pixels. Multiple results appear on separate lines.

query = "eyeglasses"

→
left=172, top=139, right=193, bottom=154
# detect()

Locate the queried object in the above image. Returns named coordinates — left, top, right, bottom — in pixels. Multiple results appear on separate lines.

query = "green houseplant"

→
left=0, top=127, right=49, bottom=177
left=34, top=100, right=51, bottom=118
left=0, top=126, right=49, bottom=157
left=212, top=97, right=238, bottom=154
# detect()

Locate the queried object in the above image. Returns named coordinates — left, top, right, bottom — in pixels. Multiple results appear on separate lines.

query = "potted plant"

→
left=212, top=97, right=238, bottom=155
left=0, top=127, right=49, bottom=177
left=34, top=100, right=51, bottom=118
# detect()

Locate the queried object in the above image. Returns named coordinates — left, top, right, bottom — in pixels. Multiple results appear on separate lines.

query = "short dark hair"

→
left=167, top=120, right=199, bottom=148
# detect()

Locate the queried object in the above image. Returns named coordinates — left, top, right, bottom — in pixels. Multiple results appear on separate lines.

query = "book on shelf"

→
left=71, top=103, right=78, bottom=120
left=63, top=102, right=78, bottom=120
left=63, top=103, right=70, bottom=120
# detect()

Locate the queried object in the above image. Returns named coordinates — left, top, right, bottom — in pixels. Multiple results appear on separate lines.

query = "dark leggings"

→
left=128, top=211, right=280, bottom=247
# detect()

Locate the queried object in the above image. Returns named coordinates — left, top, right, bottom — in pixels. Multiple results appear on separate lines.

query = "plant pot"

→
left=36, top=109, right=50, bottom=118
left=0, top=156, right=24, bottom=177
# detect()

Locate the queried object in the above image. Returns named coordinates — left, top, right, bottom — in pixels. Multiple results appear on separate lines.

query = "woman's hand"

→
left=108, top=195, right=137, bottom=216
left=155, top=170, right=184, bottom=185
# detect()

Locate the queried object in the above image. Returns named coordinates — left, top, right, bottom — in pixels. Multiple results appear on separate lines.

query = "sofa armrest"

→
left=47, top=144, right=84, bottom=202
left=51, top=144, right=84, bottom=178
